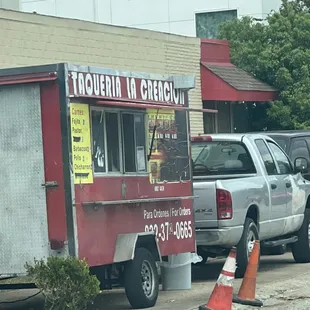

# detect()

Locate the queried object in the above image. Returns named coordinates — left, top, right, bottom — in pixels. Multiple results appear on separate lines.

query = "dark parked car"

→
left=262, top=131, right=310, bottom=181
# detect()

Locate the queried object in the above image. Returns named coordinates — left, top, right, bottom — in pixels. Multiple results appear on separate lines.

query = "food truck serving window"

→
left=147, top=109, right=191, bottom=184
left=91, top=108, right=147, bottom=174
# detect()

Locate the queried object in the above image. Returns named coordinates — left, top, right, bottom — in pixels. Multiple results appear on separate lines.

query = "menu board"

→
left=147, top=109, right=177, bottom=184
left=70, top=103, right=94, bottom=184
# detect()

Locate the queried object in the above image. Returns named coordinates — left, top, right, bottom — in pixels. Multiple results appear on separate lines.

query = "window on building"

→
left=203, top=101, right=232, bottom=134
left=91, top=109, right=147, bottom=174
left=203, top=101, right=216, bottom=133
left=196, top=10, right=237, bottom=39
left=217, top=102, right=231, bottom=133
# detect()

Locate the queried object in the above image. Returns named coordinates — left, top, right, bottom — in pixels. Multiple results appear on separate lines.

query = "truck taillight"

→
left=216, top=189, right=233, bottom=220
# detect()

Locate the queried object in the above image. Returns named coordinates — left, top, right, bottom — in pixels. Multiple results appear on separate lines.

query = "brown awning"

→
left=201, top=62, right=278, bottom=102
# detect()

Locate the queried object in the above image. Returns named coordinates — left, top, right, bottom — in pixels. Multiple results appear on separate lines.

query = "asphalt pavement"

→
left=1, top=252, right=310, bottom=309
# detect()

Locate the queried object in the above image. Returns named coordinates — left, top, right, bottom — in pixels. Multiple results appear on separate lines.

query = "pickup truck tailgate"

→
left=194, top=180, right=218, bottom=228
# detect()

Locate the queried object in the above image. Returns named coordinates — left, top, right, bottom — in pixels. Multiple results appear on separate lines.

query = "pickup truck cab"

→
left=192, top=134, right=310, bottom=278
left=263, top=131, right=310, bottom=181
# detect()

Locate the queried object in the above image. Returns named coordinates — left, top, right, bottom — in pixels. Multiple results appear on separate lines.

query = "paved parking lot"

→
left=1, top=252, right=310, bottom=309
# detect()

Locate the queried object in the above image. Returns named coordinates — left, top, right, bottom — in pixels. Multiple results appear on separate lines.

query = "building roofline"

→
left=0, top=63, right=193, bottom=83
left=0, top=63, right=63, bottom=77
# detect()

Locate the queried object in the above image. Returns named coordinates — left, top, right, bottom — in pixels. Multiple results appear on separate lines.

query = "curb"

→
left=185, top=304, right=201, bottom=310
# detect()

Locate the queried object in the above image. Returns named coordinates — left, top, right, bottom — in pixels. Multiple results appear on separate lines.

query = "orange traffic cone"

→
left=233, top=240, right=263, bottom=307
left=199, top=247, right=237, bottom=310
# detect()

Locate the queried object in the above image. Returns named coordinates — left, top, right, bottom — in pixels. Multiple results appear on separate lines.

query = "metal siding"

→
left=40, top=83, right=68, bottom=248
left=0, top=84, right=49, bottom=275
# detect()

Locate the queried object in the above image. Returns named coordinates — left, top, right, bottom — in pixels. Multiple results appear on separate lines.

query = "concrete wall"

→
left=21, top=0, right=282, bottom=37
left=0, top=9, right=203, bottom=134
left=0, top=0, right=19, bottom=11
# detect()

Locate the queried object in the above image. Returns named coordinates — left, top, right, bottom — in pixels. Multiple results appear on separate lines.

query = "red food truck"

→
left=0, top=63, right=203, bottom=308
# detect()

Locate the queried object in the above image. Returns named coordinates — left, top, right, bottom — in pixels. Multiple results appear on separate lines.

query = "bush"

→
left=25, top=256, right=100, bottom=310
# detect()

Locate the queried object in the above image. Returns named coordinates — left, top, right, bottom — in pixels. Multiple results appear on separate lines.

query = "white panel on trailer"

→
left=0, top=84, right=49, bottom=276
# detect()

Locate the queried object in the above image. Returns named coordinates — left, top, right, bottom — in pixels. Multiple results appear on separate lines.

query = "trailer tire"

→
left=124, top=247, right=159, bottom=309
left=292, top=209, right=310, bottom=263
left=236, top=218, right=259, bottom=278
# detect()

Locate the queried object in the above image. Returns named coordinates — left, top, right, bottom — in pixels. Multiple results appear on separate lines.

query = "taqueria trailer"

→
left=0, top=63, right=205, bottom=308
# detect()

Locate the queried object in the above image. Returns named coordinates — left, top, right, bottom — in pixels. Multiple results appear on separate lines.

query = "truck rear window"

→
left=192, top=141, right=256, bottom=176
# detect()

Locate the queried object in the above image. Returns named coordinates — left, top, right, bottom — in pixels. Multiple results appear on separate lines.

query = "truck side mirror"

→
left=294, top=157, right=308, bottom=173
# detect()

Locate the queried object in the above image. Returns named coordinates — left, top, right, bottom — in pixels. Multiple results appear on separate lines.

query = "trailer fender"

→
left=113, top=232, right=161, bottom=263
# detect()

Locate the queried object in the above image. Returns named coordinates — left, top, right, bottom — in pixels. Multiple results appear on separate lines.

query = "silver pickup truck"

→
left=192, top=133, right=310, bottom=278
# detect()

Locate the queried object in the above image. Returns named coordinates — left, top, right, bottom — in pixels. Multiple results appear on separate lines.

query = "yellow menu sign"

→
left=70, top=103, right=94, bottom=184
left=147, top=109, right=175, bottom=183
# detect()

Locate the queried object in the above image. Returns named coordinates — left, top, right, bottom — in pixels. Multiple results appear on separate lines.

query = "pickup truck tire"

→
left=236, top=218, right=259, bottom=278
left=292, top=209, right=310, bottom=263
left=124, top=247, right=159, bottom=309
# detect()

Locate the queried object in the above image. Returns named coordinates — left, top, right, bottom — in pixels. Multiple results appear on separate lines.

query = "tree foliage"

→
left=218, top=0, right=310, bottom=129
left=25, top=257, right=100, bottom=310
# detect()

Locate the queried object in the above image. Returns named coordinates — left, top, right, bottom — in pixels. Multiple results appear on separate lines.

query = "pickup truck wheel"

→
left=124, top=247, right=159, bottom=309
left=292, top=209, right=310, bottom=263
left=236, top=218, right=259, bottom=278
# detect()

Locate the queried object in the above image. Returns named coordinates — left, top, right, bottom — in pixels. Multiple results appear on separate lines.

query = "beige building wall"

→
left=0, top=9, right=203, bottom=134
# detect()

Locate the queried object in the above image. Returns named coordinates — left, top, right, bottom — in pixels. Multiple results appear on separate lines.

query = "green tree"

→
left=218, top=0, right=310, bottom=130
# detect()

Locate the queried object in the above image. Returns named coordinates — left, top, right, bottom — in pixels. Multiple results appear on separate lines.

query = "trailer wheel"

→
left=292, top=209, right=310, bottom=263
left=124, top=247, right=159, bottom=309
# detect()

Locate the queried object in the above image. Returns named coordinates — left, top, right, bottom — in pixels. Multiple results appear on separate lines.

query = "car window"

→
left=191, top=141, right=256, bottom=176
left=269, top=136, right=288, bottom=153
left=291, top=138, right=310, bottom=162
left=305, top=137, right=310, bottom=151
left=255, top=139, right=277, bottom=175
left=267, top=141, right=293, bottom=175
